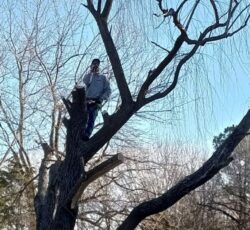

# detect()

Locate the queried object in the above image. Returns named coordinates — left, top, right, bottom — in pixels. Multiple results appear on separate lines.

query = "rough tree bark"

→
left=35, top=88, right=87, bottom=229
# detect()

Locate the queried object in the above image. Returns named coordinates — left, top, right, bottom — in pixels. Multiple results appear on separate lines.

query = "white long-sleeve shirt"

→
left=83, top=73, right=111, bottom=102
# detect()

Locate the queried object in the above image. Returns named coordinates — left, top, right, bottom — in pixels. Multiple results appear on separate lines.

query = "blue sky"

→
left=0, top=0, right=249, bottom=158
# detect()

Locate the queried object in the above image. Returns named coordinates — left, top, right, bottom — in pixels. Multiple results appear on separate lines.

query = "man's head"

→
left=90, top=58, right=100, bottom=73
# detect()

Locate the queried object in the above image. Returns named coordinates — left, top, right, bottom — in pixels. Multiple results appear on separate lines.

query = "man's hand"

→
left=87, top=100, right=96, bottom=104
left=90, top=65, right=99, bottom=73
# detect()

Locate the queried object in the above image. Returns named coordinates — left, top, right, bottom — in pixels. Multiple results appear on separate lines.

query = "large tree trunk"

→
left=35, top=87, right=127, bottom=229
left=35, top=88, right=87, bottom=230
left=51, top=88, right=87, bottom=230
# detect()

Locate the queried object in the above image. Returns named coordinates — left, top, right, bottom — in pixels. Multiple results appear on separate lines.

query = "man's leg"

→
left=84, top=105, right=99, bottom=139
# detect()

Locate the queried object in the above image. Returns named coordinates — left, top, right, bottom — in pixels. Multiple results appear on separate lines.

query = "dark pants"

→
left=84, top=104, right=99, bottom=138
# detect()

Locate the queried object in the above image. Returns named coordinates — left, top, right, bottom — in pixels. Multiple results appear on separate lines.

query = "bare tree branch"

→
left=210, top=0, right=219, bottom=23
left=136, top=34, right=185, bottom=107
left=185, top=0, right=200, bottom=31
left=97, top=0, right=102, bottom=13
left=151, top=41, right=170, bottom=53
left=71, top=153, right=124, bottom=208
left=143, top=42, right=199, bottom=105
left=101, top=0, right=113, bottom=20
left=199, top=203, right=239, bottom=223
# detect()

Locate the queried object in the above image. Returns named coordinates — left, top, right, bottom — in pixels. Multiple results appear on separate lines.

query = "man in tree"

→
left=82, top=58, right=111, bottom=140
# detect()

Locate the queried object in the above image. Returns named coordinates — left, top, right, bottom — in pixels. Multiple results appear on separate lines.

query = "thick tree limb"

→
left=82, top=105, right=135, bottom=163
left=143, top=39, right=200, bottom=105
left=71, top=153, right=124, bottom=208
left=97, top=20, right=132, bottom=106
left=136, top=34, right=185, bottom=107
left=117, top=109, right=250, bottom=230
left=85, top=1, right=133, bottom=106
left=101, top=0, right=113, bottom=20
left=97, top=0, right=102, bottom=13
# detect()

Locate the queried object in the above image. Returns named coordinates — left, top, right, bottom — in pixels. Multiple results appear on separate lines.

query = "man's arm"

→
left=100, top=76, right=111, bottom=102
left=83, top=73, right=90, bottom=87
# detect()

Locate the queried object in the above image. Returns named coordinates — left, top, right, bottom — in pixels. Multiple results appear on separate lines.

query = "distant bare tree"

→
left=199, top=130, right=250, bottom=230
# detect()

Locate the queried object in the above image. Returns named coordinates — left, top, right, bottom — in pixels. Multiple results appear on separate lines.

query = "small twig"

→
left=151, top=41, right=170, bottom=53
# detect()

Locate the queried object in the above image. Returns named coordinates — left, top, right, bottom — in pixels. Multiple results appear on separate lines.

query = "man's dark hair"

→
left=91, top=58, right=100, bottom=65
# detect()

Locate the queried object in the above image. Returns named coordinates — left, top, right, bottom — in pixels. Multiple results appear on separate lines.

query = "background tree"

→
left=198, top=127, right=250, bottom=230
